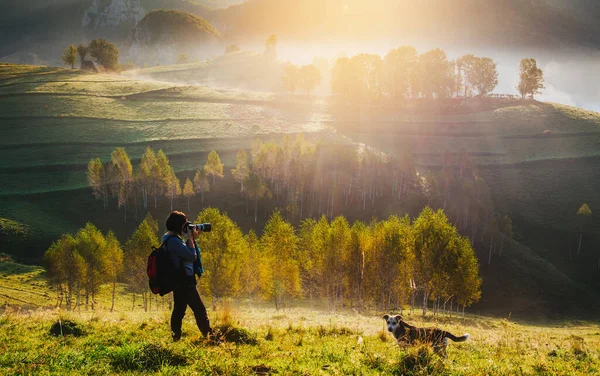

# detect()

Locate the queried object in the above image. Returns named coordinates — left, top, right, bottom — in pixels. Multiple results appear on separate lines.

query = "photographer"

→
left=164, top=211, right=213, bottom=342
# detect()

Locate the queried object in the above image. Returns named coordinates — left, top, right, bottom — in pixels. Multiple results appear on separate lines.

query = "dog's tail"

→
left=445, top=332, right=470, bottom=342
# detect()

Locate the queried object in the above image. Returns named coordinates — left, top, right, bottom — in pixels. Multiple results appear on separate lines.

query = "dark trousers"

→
left=171, top=277, right=212, bottom=337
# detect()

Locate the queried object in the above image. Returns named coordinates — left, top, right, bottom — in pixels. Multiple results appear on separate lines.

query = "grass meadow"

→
left=1, top=258, right=600, bottom=375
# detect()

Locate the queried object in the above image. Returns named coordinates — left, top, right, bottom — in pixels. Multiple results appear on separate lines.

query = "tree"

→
left=89, top=39, right=119, bottom=71
left=418, top=49, right=453, bottom=99
left=347, top=221, right=369, bottom=310
left=383, top=46, right=418, bottom=99
left=193, top=169, right=210, bottom=204
left=166, top=168, right=182, bottom=211
left=322, top=216, right=352, bottom=310
left=204, top=150, right=224, bottom=186
left=577, top=203, right=592, bottom=255
left=183, top=178, right=195, bottom=211
left=124, top=214, right=158, bottom=311
left=239, top=230, right=263, bottom=301
left=451, top=235, right=481, bottom=315
left=456, top=54, right=476, bottom=97
left=62, top=45, right=77, bottom=69
left=136, top=146, right=156, bottom=209
left=412, top=207, right=455, bottom=316
left=378, top=216, right=413, bottom=311
left=265, top=34, right=277, bottom=61
left=467, top=57, right=498, bottom=97
left=104, top=231, right=123, bottom=312
left=195, top=208, right=244, bottom=310
left=151, top=150, right=172, bottom=208
left=299, top=64, right=322, bottom=95
left=332, top=57, right=352, bottom=99
left=517, top=58, right=544, bottom=99
left=44, top=234, right=85, bottom=310
left=88, top=158, right=108, bottom=209
left=176, top=53, right=189, bottom=64
left=110, top=147, right=133, bottom=221
left=246, top=172, right=269, bottom=223
left=281, top=63, right=301, bottom=93
left=296, top=218, right=322, bottom=300
left=76, top=223, right=109, bottom=310
left=231, top=149, right=250, bottom=192
left=77, top=44, right=88, bottom=66
left=260, top=210, right=301, bottom=310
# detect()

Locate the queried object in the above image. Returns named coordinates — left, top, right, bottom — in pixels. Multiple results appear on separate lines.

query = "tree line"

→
left=87, top=147, right=224, bottom=221
left=330, top=46, right=544, bottom=101
left=61, top=39, right=120, bottom=71
left=87, top=135, right=514, bottom=266
left=44, top=207, right=481, bottom=316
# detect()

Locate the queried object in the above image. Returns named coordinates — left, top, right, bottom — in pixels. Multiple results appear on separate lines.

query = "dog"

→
left=383, top=314, right=469, bottom=357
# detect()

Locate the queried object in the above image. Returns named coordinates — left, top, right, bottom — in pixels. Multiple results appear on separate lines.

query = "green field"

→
left=1, top=62, right=600, bottom=317
left=1, top=258, right=599, bottom=376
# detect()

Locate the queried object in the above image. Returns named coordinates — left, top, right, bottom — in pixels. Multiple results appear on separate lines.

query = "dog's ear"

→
left=395, top=315, right=403, bottom=322
left=383, top=314, right=389, bottom=320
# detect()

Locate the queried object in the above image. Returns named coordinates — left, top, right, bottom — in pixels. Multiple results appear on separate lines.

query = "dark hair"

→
left=166, top=211, right=187, bottom=233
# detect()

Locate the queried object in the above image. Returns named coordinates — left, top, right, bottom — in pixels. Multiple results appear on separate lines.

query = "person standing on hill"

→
left=163, top=211, right=213, bottom=342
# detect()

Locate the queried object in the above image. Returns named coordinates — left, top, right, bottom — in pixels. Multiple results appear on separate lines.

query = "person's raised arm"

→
left=168, top=236, right=196, bottom=261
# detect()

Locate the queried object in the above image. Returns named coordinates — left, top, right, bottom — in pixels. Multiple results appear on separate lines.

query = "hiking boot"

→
left=172, top=331, right=181, bottom=342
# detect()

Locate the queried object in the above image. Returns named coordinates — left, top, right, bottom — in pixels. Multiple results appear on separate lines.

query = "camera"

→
left=183, top=222, right=211, bottom=233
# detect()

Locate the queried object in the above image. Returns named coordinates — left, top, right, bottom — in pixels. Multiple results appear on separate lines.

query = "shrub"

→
left=110, top=343, right=186, bottom=371
left=389, top=346, right=448, bottom=376
left=49, top=319, right=85, bottom=337
left=215, top=324, right=258, bottom=345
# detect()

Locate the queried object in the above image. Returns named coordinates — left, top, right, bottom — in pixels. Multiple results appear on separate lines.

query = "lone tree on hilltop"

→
left=89, top=39, right=119, bottom=71
left=62, top=45, right=78, bottom=69
left=517, top=58, right=544, bottom=99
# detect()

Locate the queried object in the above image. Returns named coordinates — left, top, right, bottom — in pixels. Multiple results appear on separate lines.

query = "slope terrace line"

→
left=0, top=80, right=138, bottom=88
left=418, top=154, right=600, bottom=169
left=0, top=116, right=257, bottom=123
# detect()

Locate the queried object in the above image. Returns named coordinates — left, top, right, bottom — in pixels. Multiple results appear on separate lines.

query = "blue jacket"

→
left=162, top=234, right=204, bottom=277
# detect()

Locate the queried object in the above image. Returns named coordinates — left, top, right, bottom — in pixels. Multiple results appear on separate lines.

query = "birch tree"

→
left=183, top=178, right=195, bottom=211
left=204, top=150, right=224, bottom=186
left=231, top=149, right=250, bottom=192
left=87, top=158, right=108, bottom=209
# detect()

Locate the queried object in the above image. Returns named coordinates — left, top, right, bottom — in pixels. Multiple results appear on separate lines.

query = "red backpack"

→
left=147, top=235, right=181, bottom=296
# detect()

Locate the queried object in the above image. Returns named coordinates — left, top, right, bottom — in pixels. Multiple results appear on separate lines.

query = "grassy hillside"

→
left=1, top=63, right=599, bottom=317
left=1, top=257, right=599, bottom=375
left=124, top=51, right=288, bottom=92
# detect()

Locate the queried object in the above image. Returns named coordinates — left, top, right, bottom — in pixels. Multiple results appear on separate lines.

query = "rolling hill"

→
left=127, top=9, right=221, bottom=64
left=1, top=63, right=599, bottom=317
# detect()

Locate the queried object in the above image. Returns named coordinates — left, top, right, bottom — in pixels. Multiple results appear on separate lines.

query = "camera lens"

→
left=198, top=223, right=211, bottom=232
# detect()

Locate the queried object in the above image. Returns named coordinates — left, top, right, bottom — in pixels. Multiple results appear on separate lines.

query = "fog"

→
left=265, top=40, right=600, bottom=112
